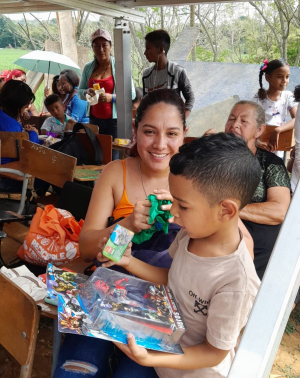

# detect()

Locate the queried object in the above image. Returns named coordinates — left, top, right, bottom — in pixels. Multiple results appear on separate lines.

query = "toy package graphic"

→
left=47, top=264, right=186, bottom=354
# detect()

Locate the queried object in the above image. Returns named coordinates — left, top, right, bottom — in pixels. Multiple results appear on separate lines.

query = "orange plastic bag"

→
left=17, top=205, right=84, bottom=266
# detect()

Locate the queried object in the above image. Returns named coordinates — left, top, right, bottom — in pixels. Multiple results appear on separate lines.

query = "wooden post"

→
left=56, top=11, right=78, bottom=64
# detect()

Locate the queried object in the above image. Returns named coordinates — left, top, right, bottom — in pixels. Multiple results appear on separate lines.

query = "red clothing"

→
left=88, top=75, right=114, bottom=119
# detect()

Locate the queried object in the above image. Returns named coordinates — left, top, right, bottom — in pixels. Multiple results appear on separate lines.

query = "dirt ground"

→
left=0, top=303, right=300, bottom=378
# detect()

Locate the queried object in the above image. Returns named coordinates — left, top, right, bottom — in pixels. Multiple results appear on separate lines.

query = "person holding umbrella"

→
left=78, top=29, right=135, bottom=159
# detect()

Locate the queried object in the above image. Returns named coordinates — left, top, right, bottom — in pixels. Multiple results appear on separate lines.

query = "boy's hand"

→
left=96, top=236, right=132, bottom=269
left=114, top=333, right=152, bottom=366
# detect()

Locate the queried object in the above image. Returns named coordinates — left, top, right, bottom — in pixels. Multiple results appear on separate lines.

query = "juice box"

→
left=114, top=138, right=131, bottom=146
left=103, top=224, right=134, bottom=262
left=93, top=83, right=100, bottom=91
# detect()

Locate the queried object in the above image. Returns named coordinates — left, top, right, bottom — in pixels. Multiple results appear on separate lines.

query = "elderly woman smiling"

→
left=225, top=100, right=291, bottom=280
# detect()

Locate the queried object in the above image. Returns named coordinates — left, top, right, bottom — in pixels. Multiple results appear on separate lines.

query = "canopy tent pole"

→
left=114, top=19, right=133, bottom=140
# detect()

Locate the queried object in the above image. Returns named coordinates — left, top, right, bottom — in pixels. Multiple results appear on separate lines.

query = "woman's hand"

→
left=98, top=93, right=113, bottom=103
left=22, top=110, right=31, bottom=120
left=154, top=189, right=174, bottom=222
left=65, top=119, right=76, bottom=131
left=268, top=128, right=280, bottom=151
left=44, top=87, right=50, bottom=98
left=85, top=88, right=96, bottom=97
left=203, top=128, right=216, bottom=136
left=125, top=199, right=153, bottom=234
left=24, top=124, right=38, bottom=135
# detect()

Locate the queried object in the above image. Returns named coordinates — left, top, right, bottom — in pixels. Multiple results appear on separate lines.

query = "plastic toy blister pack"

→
left=47, top=264, right=186, bottom=354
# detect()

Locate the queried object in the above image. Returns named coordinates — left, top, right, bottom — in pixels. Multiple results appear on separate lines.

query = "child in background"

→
left=41, top=94, right=75, bottom=137
left=0, top=70, right=10, bottom=90
left=98, top=133, right=261, bottom=378
left=251, top=59, right=297, bottom=152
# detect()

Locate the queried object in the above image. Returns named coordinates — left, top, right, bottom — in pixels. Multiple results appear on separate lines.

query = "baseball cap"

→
left=90, top=29, right=112, bottom=44
left=0, top=70, right=10, bottom=79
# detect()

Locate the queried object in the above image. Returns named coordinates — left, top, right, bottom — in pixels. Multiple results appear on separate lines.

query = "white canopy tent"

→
left=0, top=2, right=299, bottom=378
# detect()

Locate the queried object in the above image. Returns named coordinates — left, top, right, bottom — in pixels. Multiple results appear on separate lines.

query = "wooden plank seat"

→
left=257, top=125, right=294, bottom=151
left=0, top=273, right=41, bottom=378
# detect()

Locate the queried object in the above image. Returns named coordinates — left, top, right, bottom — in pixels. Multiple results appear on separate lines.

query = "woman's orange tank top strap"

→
left=112, top=160, right=135, bottom=220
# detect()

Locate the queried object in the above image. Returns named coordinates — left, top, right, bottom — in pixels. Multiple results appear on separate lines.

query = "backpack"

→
left=50, top=123, right=103, bottom=166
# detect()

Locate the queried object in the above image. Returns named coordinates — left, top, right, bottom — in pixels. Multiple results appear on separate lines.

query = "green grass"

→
left=0, top=48, right=44, bottom=112
left=0, top=48, right=30, bottom=71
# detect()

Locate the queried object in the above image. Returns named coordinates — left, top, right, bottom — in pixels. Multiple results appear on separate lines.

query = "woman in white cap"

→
left=78, top=28, right=135, bottom=159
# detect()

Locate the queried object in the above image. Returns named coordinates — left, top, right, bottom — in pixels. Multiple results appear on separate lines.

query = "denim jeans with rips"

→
left=53, top=333, right=159, bottom=378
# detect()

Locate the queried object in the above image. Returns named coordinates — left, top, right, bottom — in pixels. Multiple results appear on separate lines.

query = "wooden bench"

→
left=258, top=125, right=294, bottom=152
left=0, top=272, right=41, bottom=378
left=0, top=131, right=29, bottom=161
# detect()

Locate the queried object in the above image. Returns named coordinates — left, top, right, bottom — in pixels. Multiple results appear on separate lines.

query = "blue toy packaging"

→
left=47, top=264, right=186, bottom=354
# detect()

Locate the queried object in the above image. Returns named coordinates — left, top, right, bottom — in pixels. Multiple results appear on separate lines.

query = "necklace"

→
left=95, top=62, right=110, bottom=79
left=139, top=159, right=169, bottom=197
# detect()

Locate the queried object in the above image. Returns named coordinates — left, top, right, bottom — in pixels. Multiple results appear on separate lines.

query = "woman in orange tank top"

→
left=54, top=89, right=188, bottom=378
left=79, top=88, right=188, bottom=264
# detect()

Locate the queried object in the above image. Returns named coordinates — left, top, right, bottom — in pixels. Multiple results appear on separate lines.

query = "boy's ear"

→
left=218, top=199, right=239, bottom=222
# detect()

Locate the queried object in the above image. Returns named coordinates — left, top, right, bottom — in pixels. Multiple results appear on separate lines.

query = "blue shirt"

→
left=66, top=93, right=89, bottom=123
left=0, top=109, right=39, bottom=164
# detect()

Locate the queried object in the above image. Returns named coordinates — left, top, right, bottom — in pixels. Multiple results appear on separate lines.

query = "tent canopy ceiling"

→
left=0, top=0, right=237, bottom=23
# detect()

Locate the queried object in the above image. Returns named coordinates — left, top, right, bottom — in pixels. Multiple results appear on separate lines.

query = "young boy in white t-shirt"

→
left=98, top=132, right=261, bottom=378
left=41, top=94, right=75, bottom=137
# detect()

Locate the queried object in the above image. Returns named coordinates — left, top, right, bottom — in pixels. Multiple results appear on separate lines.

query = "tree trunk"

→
left=161, top=7, right=164, bottom=29
left=129, top=22, right=149, bottom=69
left=56, top=11, right=78, bottom=64
left=190, top=5, right=197, bottom=61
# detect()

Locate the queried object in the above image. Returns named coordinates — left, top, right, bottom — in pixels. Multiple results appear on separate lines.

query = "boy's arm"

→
left=115, top=334, right=229, bottom=369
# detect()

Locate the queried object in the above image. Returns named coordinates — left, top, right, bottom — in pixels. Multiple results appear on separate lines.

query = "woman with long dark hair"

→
left=53, top=89, right=187, bottom=378
left=0, top=80, right=39, bottom=191
left=5, top=69, right=39, bottom=118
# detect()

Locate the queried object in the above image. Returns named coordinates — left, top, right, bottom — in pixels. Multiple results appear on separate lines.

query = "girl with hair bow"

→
left=251, top=58, right=297, bottom=152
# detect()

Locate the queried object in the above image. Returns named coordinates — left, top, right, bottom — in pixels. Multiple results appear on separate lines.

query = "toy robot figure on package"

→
left=46, top=263, right=186, bottom=354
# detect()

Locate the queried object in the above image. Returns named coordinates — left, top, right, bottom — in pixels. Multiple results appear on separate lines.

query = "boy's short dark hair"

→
left=44, top=94, right=62, bottom=108
left=145, top=29, right=171, bottom=54
left=170, top=133, right=261, bottom=209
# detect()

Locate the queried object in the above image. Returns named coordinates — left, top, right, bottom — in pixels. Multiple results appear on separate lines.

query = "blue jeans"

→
left=53, top=334, right=158, bottom=378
